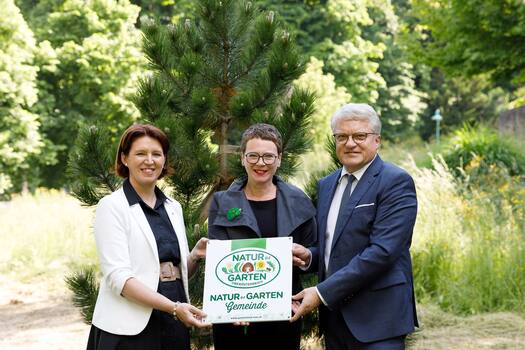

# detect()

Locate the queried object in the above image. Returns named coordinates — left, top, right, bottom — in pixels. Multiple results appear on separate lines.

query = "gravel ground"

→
left=1, top=274, right=524, bottom=350
left=0, top=275, right=90, bottom=350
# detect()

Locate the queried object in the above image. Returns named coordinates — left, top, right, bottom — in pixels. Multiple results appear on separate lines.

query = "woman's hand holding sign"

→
left=173, top=302, right=211, bottom=328
left=292, top=243, right=311, bottom=268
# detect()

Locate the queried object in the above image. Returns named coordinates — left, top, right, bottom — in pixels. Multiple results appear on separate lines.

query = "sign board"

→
left=202, top=237, right=292, bottom=323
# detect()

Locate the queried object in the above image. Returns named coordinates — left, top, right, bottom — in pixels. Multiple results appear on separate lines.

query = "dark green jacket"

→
left=207, top=176, right=317, bottom=294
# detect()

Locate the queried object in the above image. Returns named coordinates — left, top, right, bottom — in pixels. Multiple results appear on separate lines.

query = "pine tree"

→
left=67, top=0, right=315, bottom=340
left=134, top=0, right=314, bottom=223
left=64, top=266, right=100, bottom=324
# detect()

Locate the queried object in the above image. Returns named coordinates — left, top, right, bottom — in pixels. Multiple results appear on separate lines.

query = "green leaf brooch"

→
left=226, top=207, right=242, bottom=221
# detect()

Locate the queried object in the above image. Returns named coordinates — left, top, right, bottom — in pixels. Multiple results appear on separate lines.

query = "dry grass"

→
left=408, top=304, right=525, bottom=349
left=301, top=304, right=525, bottom=350
left=0, top=189, right=96, bottom=287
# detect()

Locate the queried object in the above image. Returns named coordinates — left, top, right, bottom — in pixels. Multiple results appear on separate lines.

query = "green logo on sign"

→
left=215, top=248, right=281, bottom=289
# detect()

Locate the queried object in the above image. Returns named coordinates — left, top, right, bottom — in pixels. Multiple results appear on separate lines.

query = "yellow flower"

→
left=256, top=261, right=266, bottom=270
left=466, top=154, right=482, bottom=171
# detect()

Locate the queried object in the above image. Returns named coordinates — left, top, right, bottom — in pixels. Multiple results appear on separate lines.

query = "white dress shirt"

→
left=324, top=161, right=372, bottom=269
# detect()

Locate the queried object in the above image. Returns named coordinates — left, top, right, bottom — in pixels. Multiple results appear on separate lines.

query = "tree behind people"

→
left=66, top=1, right=315, bottom=345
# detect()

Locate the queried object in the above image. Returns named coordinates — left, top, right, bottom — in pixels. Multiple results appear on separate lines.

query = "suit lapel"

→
left=330, top=157, right=383, bottom=251
left=318, top=170, right=341, bottom=269
left=318, top=172, right=340, bottom=240
left=130, top=204, right=159, bottom=261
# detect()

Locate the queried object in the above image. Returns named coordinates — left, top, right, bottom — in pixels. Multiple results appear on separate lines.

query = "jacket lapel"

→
left=129, top=204, right=159, bottom=261
left=164, top=200, right=189, bottom=261
left=211, top=190, right=261, bottom=236
left=330, top=156, right=383, bottom=251
left=275, top=178, right=316, bottom=237
left=318, top=170, right=341, bottom=265
left=164, top=200, right=190, bottom=302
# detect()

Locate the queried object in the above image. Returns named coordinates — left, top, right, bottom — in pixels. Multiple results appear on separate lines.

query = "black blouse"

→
left=248, top=198, right=277, bottom=238
left=123, top=179, right=181, bottom=264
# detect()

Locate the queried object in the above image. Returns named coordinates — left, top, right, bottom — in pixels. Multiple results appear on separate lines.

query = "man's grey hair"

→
left=330, top=103, right=382, bottom=134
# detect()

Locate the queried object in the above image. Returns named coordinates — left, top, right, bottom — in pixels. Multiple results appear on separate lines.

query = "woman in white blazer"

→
left=87, top=124, right=209, bottom=350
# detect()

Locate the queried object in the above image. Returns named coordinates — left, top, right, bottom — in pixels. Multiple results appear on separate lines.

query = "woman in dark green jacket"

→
left=208, top=123, right=317, bottom=350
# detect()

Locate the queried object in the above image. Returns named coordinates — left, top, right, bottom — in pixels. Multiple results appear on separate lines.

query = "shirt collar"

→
left=123, top=178, right=167, bottom=207
left=338, top=154, right=378, bottom=184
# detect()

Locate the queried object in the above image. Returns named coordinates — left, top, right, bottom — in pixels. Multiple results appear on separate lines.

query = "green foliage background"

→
left=15, top=0, right=146, bottom=190
left=1, top=0, right=525, bottom=346
left=4, top=0, right=523, bottom=194
left=0, top=0, right=42, bottom=197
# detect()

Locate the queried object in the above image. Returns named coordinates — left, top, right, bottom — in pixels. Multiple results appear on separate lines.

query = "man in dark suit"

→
left=291, top=103, right=418, bottom=349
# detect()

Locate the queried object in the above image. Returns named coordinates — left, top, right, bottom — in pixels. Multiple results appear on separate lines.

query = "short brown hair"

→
left=115, top=124, right=172, bottom=179
left=240, top=123, right=283, bottom=154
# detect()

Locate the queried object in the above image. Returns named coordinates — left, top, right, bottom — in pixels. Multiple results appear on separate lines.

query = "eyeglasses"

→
left=333, top=132, right=379, bottom=144
left=244, top=152, right=278, bottom=165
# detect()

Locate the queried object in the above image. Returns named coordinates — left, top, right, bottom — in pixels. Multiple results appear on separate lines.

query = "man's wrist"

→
left=315, top=286, right=328, bottom=306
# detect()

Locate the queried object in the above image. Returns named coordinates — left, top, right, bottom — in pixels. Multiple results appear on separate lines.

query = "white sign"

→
left=202, top=237, right=293, bottom=323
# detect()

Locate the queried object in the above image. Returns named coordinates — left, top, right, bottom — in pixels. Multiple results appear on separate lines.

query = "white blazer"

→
left=91, top=187, right=191, bottom=335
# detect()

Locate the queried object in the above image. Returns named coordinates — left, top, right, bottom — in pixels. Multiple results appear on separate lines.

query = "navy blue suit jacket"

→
left=310, top=155, right=418, bottom=343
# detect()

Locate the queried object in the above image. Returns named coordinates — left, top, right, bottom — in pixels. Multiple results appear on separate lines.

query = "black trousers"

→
left=213, top=319, right=302, bottom=350
left=324, top=310, right=405, bottom=350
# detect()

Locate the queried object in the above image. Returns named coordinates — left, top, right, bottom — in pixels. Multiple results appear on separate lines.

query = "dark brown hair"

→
left=115, top=124, right=172, bottom=179
left=240, top=123, right=283, bottom=154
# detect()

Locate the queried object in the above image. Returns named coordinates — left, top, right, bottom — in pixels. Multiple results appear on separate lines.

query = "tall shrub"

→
left=0, top=0, right=43, bottom=197
left=27, top=0, right=145, bottom=189
left=442, top=125, right=525, bottom=179
left=407, top=155, right=525, bottom=314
